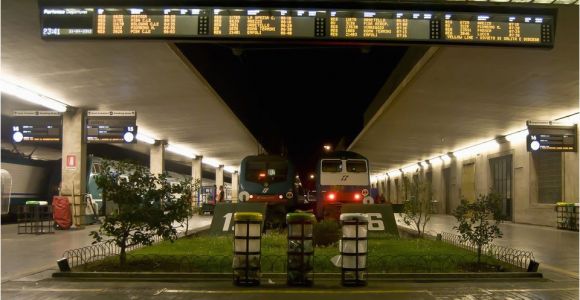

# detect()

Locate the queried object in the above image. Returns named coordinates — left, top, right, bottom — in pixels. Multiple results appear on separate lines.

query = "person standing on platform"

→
left=216, top=185, right=225, bottom=203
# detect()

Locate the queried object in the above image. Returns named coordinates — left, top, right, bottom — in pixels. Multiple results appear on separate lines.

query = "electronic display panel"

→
left=11, top=111, right=62, bottom=143
left=443, top=13, right=552, bottom=45
left=85, top=111, right=137, bottom=143
left=212, top=8, right=322, bottom=38
left=94, top=8, right=207, bottom=37
left=39, top=5, right=555, bottom=48
left=328, top=10, right=433, bottom=41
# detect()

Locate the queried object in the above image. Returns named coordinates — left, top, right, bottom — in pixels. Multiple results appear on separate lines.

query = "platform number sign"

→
left=209, top=203, right=267, bottom=235
left=341, top=204, right=399, bottom=236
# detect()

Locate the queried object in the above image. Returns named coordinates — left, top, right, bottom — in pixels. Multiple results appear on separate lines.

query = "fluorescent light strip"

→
left=505, top=129, right=529, bottom=142
left=166, top=144, right=196, bottom=159
left=203, top=158, right=221, bottom=168
left=1, top=79, right=68, bottom=112
left=136, top=133, right=155, bottom=145
left=224, top=166, right=238, bottom=173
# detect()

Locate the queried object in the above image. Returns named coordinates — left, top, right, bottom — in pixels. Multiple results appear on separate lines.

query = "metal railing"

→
left=67, top=251, right=524, bottom=273
left=440, top=232, right=535, bottom=270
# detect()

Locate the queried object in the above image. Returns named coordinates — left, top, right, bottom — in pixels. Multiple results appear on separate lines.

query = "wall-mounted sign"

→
left=11, top=111, right=62, bottom=143
left=526, top=121, right=577, bottom=152
left=85, top=111, right=137, bottom=143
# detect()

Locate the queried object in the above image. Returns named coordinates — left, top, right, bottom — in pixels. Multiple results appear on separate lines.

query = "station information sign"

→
left=39, top=6, right=555, bottom=47
left=85, top=111, right=137, bottom=143
left=526, top=121, right=577, bottom=152
left=11, top=111, right=62, bottom=143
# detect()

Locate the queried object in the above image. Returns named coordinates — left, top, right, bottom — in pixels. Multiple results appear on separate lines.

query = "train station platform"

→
left=395, top=214, right=579, bottom=280
left=0, top=215, right=212, bottom=282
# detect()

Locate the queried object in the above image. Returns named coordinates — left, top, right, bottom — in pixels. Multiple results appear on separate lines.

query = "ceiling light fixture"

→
left=0, top=79, right=68, bottom=112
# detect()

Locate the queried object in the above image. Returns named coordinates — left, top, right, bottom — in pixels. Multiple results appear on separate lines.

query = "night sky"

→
left=176, top=43, right=406, bottom=180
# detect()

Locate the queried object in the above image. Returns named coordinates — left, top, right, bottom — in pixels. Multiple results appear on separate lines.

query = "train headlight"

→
left=354, top=193, right=361, bottom=201
left=361, top=189, right=369, bottom=196
left=286, top=192, right=293, bottom=199
left=278, top=195, right=284, bottom=199
left=327, top=193, right=336, bottom=201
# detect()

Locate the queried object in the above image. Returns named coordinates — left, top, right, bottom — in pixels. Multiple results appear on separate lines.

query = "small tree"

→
left=453, top=193, right=504, bottom=265
left=176, top=178, right=201, bottom=236
left=399, top=175, right=432, bottom=238
left=90, top=160, right=191, bottom=267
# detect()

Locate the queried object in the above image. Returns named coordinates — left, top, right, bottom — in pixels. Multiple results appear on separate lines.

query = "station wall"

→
left=375, top=128, right=579, bottom=227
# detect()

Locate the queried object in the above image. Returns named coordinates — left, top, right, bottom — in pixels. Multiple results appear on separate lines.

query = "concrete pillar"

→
left=150, top=140, right=166, bottom=176
left=61, top=108, right=87, bottom=227
left=191, top=156, right=203, bottom=206
left=232, top=171, right=239, bottom=203
left=216, top=165, right=224, bottom=190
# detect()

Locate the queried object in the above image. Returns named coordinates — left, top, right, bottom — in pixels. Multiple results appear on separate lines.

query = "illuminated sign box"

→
left=12, top=111, right=62, bottom=143
left=85, top=111, right=137, bottom=143
left=38, top=4, right=555, bottom=48
left=526, top=121, right=577, bottom=152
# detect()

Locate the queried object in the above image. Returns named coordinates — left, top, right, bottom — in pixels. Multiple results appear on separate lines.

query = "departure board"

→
left=39, top=5, right=555, bottom=47
left=443, top=13, right=551, bottom=45
left=11, top=111, right=62, bottom=143
left=85, top=111, right=137, bottom=143
left=527, top=134, right=577, bottom=152
left=212, top=9, right=324, bottom=38
left=328, top=11, right=433, bottom=40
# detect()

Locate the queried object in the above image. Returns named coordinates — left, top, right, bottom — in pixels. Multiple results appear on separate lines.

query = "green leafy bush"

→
left=313, top=220, right=340, bottom=247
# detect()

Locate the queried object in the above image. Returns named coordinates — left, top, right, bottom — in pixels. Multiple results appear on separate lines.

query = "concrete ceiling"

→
left=349, top=6, right=579, bottom=174
left=1, top=0, right=261, bottom=169
left=2, top=1, right=578, bottom=176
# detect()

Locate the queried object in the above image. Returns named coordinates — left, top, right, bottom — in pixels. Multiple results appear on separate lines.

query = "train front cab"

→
left=316, top=154, right=371, bottom=220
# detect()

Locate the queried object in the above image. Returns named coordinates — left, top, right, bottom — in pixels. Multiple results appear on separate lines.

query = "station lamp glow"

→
left=1, top=79, right=68, bottom=112
left=136, top=133, right=156, bottom=145
left=166, top=144, right=196, bottom=159
left=323, top=144, right=332, bottom=152
left=224, top=166, right=237, bottom=173
left=203, top=158, right=221, bottom=168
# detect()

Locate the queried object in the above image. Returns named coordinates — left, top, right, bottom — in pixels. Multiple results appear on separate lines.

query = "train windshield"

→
left=346, top=160, right=367, bottom=173
left=321, top=160, right=342, bottom=172
left=245, top=161, right=288, bottom=184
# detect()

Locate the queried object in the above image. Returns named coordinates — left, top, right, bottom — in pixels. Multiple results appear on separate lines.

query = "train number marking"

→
left=262, top=187, right=269, bottom=193
left=367, top=213, right=385, bottom=231
left=340, top=175, right=349, bottom=181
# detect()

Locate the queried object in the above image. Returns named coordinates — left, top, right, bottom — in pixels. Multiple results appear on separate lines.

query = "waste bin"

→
left=286, top=212, right=316, bottom=286
left=18, top=201, right=53, bottom=234
left=232, top=212, right=263, bottom=286
left=340, top=213, right=368, bottom=286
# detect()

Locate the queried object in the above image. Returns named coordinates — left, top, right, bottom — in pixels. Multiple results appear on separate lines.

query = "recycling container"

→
left=232, top=212, right=263, bottom=286
left=339, top=213, right=368, bottom=286
left=286, top=212, right=316, bottom=286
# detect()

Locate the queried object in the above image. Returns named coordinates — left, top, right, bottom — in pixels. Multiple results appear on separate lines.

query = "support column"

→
left=150, top=140, right=166, bottom=176
left=191, top=156, right=203, bottom=206
left=61, top=108, right=87, bottom=227
left=216, top=165, right=224, bottom=190
left=232, top=171, right=239, bottom=203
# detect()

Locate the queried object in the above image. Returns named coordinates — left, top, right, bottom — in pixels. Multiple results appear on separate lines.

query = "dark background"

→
left=177, top=43, right=407, bottom=179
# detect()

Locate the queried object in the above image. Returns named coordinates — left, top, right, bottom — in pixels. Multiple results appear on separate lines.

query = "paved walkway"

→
left=1, top=215, right=212, bottom=282
left=395, top=214, right=579, bottom=279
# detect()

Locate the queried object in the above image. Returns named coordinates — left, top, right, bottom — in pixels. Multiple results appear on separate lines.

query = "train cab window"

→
left=346, top=160, right=367, bottom=173
left=246, top=161, right=288, bottom=183
left=321, top=160, right=342, bottom=172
